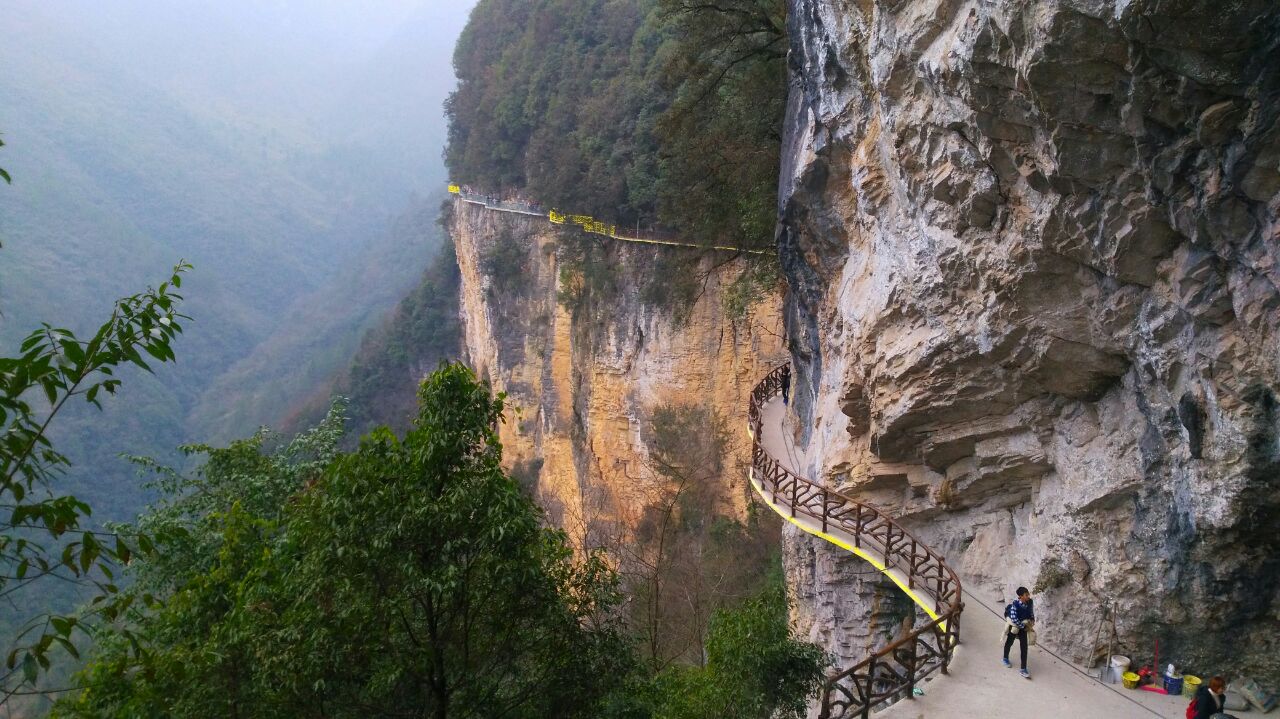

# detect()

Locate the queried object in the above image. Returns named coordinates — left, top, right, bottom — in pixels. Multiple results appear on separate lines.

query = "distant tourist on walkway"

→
left=781, top=365, right=791, bottom=405
left=1191, top=676, right=1239, bottom=719
left=1002, top=586, right=1035, bottom=679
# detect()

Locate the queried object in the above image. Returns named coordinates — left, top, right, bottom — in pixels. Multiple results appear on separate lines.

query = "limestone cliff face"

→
left=778, top=0, right=1280, bottom=683
left=450, top=200, right=786, bottom=547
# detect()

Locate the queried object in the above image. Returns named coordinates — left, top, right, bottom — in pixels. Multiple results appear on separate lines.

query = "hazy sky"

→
left=1, top=0, right=479, bottom=329
left=4, top=0, right=478, bottom=174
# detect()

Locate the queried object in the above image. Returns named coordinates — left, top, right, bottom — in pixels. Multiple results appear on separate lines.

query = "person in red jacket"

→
left=1190, top=676, right=1239, bottom=719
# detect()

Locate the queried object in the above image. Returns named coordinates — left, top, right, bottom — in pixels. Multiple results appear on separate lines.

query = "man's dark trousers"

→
left=1004, top=628, right=1028, bottom=670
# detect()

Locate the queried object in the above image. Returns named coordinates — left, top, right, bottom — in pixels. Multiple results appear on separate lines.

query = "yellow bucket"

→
left=1122, top=672, right=1140, bottom=689
left=1183, top=675, right=1202, bottom=697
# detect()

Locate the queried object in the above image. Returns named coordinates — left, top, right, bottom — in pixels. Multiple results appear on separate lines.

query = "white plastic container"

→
left=1106, top=655, right=1131, bottom=683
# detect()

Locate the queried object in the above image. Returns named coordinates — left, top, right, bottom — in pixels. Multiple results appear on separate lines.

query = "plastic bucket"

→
left=1110, top=655, right=1131, bottom=670
left=1165, top=675, right=1185, bottom=695
left=1123, top=672, right=1140, bottom=689
left=1183, top=675, right=1202, bottom=697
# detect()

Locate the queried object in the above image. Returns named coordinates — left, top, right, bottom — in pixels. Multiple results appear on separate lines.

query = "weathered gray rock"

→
left=778, top=0, right=1280, bottom=692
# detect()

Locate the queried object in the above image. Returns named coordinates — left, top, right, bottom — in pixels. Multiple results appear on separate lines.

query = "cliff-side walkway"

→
left=450, top=186, right=770, bottom=254
left=748, top=365, right=962, bottom=718
left=749, top=365, right=1235, bottom=719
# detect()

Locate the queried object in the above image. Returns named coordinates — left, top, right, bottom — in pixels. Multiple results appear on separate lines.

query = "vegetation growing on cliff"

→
left=446, top=0, right=787, bottom=254
left=624, top=404, right=780, bottom=669
left=339, top=241, right=461, bottom=434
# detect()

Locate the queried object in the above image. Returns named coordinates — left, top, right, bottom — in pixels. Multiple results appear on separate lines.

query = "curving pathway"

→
left=749, top=364, right=1256, bottom=719
left=747, top=365, right=961, bottom=718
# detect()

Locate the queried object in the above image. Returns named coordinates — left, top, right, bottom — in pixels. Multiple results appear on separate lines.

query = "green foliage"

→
left=56, top=364, right=633, bottom=719
left=645, top=575, right=826, bottom=719
left=652, top=0, right=787, bottom=251
left=446, top=0, right=787, bottom=255
left=483, top=225, right=529, bottom=295
left=722, top=254, right=781, bottom=323
left=1, top=263, right=191, bottom=704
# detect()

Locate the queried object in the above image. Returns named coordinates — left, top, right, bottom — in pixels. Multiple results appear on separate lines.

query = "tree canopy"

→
left=445, top=0, right=787, bottom=252
left=1, top=262, right=190, bottom=709
left=53, top=364, right=825, bottom=718
left=55, top=364, right=631, bottom=718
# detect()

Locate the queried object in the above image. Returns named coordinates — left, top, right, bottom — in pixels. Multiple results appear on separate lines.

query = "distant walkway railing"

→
left=748, top=364, right=964, bottom=719
left=448, top=184, right=770, bottom=255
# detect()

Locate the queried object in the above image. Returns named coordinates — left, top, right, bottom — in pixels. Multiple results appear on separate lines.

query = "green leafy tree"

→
left=1, top=262, right=190, bottom=706
left=647, top=575, right=826, bottom=719
left=49, top=403, right=348, bottom=717
left=56, top=363, right=634, bottom=719
left=653, top=0, right=787, bottom=250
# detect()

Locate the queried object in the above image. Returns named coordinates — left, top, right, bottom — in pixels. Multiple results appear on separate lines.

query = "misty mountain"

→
left=0, top=0, right=474, bottom=522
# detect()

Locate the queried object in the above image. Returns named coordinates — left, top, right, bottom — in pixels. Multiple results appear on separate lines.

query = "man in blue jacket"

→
left=1002, top=587, right=1035, bottom=678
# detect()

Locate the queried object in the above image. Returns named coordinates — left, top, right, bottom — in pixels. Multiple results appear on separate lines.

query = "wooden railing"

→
left=748, top=364, right=964, bottom=719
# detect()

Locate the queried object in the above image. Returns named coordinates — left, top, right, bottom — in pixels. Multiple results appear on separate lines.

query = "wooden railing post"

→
left=908, top=540, right=916, bottom=589
left=860, top=657, right=875, bottom=719
left=906, top=638, right=919, bottom=698
left=941, top=624, right=952, bottom=675
left=821, top=489, right=828, bottom=533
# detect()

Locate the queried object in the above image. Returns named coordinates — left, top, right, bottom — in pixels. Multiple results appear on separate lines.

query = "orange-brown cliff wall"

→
left=450, top=200, right=786, bottom=546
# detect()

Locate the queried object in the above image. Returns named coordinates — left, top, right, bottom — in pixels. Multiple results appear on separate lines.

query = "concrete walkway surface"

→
left=753, top=395, right=1266, bottom=719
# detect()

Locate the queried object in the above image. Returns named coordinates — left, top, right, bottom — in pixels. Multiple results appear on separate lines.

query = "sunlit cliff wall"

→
left=450, top=200, right=787, bottom=546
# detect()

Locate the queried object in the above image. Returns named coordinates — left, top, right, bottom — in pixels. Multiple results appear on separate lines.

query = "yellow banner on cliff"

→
left=447, top=184, right=461, bottom=194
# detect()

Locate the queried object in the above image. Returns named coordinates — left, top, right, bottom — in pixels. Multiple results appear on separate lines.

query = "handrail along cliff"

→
left=748, top=363, right=964, bottom=719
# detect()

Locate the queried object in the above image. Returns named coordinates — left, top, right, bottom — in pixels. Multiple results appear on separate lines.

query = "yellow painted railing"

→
left=748, top=364, right=964, bottom=719
left=449, top=185, right=770, bottom=255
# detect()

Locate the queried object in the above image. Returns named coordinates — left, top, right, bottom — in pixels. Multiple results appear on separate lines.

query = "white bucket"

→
left=1104, top=656, right=1130, bottom=684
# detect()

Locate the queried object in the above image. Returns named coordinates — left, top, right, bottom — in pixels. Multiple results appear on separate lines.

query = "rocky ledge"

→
left=777, top=0, right=1279, bottom=685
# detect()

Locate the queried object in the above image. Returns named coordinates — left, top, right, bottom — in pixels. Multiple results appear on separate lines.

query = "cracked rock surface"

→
left=777, top=0, right=1280, bottom=686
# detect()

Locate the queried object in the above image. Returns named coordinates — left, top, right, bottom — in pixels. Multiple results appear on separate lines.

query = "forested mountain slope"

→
left=446, top=0, right=786, bottom=250
left=0, top=0, right=470, bottom=523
